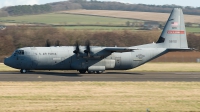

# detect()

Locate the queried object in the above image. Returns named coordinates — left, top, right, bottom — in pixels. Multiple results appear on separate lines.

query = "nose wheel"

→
left=20, top=69, right=27, bottom=73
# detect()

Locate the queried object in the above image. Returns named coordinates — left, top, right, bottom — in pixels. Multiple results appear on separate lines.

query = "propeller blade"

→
left=73, top=41, right=80, bottom=57
left=84, top=40, right=91, bottom=57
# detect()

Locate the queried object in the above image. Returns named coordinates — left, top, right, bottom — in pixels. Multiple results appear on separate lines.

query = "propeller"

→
left=73, top=41, right=80, bottom=57
left=84, top=40, right=91, bottom=57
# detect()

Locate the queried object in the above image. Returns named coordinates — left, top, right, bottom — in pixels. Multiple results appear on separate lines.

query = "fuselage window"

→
left=16, top=50, right=25, bottom=55
left=13, top=52, right=16, bottom=56
left=22, top=51, right=24, bottom=55
left=18, top=50, right=24, bottom=55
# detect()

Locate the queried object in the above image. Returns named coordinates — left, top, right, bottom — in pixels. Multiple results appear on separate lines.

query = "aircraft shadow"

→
left=28, top=71, right=82, bottom=77
left=29, top=71, right=143, bottom=76
left=2, top=71, right=143, bottom=77
left=105, top=72, right=144, bottom=75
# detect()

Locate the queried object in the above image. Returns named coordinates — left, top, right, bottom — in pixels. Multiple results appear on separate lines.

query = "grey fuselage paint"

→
left=4, top=44, right=167, bottom=71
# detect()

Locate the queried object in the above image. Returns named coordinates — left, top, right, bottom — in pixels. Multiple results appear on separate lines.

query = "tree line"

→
left=0, top=26, right=200, bottom=62
left=1, top=0, right=200, bottom=16
left=2, top=4, right=52, bottom=16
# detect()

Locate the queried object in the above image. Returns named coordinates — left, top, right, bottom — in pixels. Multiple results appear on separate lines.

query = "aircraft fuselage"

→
left=4, top=46, right=167, bottom=73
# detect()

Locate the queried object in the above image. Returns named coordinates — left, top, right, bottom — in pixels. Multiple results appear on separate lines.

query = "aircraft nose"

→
left=4, top=57, right=10, bottom=66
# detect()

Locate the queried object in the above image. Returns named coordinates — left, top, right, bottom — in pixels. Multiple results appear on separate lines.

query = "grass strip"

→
left=0, top=82, right=199, bottom=111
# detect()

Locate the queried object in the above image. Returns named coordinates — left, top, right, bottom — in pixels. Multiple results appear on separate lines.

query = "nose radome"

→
left=4, top=58, right=9, bottom=66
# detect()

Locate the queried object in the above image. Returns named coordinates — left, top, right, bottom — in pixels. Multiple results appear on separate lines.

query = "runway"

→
left=0, top=71, right=200, bottom=81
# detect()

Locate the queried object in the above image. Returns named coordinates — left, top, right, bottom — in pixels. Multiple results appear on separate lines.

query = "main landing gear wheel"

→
left=88, top=71, right=95, bottom=74
left=20, top=69, right=27, bottom=73
left=79, top=70, right=87, bottom=74
left=96, top=71, right=103, bottom=74
left=88, top=71, right=104, bottom=74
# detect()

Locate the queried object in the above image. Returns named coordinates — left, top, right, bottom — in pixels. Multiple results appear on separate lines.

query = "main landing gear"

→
left=79, top=70, right=104, bottom=74
left=20, top=69, right=27, bottom=73
left=79, top=70, right=87, bottom=74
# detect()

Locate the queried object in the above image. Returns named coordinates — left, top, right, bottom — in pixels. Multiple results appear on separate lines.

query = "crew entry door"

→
left=115, top=57, right=121, bottom=68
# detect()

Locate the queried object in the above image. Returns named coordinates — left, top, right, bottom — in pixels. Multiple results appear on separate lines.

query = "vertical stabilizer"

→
left=157, top=8, right=188, bottom=49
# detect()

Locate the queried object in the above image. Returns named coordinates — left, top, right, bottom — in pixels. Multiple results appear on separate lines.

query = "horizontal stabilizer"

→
left=167, top=48, right=192, bottom=51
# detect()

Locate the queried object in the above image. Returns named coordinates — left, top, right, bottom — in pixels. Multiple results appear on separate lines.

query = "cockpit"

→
left=13, top=50, right=25, bottom=56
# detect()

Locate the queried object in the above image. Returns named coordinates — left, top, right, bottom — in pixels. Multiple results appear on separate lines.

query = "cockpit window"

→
left=13, top=50, right=25, bottom=56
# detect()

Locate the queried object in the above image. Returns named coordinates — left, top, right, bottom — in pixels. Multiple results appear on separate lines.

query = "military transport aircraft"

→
left=4, top=8, right=190, bottom=74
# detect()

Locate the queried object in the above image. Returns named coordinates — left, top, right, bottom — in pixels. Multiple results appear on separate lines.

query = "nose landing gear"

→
left=79, top=70, right=87, bottom=74
left=20, top=69, right=27, bottom=73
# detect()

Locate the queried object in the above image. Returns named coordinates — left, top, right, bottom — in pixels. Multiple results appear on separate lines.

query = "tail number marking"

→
left=167, top=30, right=185, bottom=34
left=169, top=40, right=177, bottom=43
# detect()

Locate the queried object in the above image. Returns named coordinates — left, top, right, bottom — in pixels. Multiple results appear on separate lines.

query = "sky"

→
left=0, top=0, right=199, bottom=8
